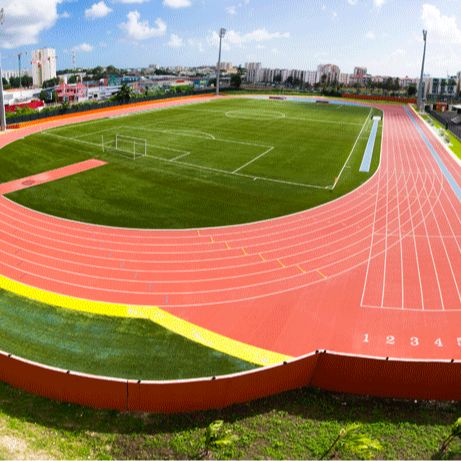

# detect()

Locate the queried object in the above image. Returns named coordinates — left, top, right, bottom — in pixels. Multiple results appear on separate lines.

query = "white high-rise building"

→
left=32, top=48, right=57, bottom=87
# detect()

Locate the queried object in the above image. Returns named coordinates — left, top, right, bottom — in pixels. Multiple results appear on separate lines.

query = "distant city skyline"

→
left=0, top=0, right=460, bottom=78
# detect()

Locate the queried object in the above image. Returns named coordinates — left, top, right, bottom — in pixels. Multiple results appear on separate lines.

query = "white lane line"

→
left=331, top=107, right=373, bottom=190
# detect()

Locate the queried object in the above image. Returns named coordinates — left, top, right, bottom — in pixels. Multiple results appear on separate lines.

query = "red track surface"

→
left=0, top=99, right=460, bottom=370
left=0, top=159, right=106, bottom=195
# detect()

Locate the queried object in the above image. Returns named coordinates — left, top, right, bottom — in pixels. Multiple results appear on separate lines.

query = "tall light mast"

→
left=0, top=8, right=6, bottom=131
left=18, top=51, right=27, bottom=89
left=417, top=30, right=428, bottom=112
left=216, top=28, right=226, bottom=96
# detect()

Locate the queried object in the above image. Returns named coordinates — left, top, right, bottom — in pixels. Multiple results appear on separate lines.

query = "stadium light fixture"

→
left=216, top=27, right=226, bottom=96
left=417, top=29, right=428, bottom=112
left=0, top=8, right=6, bottom=132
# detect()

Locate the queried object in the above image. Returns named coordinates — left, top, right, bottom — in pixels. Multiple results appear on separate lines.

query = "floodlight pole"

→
left=216, top=27, right=226, bottom=96
left=0, top=8, right=6, bottom=131
left=417, top=30, right=427, bottom=112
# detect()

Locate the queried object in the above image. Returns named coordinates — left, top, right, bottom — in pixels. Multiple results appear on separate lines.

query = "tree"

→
left=1, top=77, right=10, bottom=89
left=113, top=83, right=132, bottom=102
left=42, top=77, right=61, bottom=88
left=68, top=74, right=78, bottom=84
left=320, top=423, right=382, bottom=460
left=407, top=84, right=417, bottom=97
left=438, top=417, right=461, bottom=458
left=285, top=76, right=294, bottom=87
left=197, top=420, right=238, bottom=459
left=230, top=73, right=242, bottom=89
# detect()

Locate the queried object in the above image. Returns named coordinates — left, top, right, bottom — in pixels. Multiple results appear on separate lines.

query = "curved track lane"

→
left=0, top=99, right=460, bottom=370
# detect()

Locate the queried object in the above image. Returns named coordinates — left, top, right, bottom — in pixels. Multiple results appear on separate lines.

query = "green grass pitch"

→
left=0, top=97, right=382, bottom=379
left=1, top=97, right=382, bottom=229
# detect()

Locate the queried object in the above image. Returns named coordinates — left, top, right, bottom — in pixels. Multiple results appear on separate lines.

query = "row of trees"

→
left=2, top=75, right=33, bottom=89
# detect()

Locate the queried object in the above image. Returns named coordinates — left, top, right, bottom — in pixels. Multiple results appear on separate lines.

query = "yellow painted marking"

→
left=210, top=235, right=214, bottom=243
left=225, top=241, right=231, bottom=250
left=197, top=229, right=201, bottom=236
left=0, top=275, right=291, bottom=366
left=259, top=253, right=265, bottom=261
left=278, top=259, right=285, bottom=268
left=242, top=247, right=247, bottom=255
left=316, top=269, right=328, bottom=279
left=297, top=264, right=306, bottom=274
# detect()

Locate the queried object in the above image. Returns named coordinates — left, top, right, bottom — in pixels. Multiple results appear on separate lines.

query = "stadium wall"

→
left=341, top=93, right=417, bottom=104
left=1, top=350, right=459, bottom=413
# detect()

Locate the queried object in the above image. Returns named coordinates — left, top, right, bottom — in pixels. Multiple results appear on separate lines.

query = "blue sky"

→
left=1, top=0, right=460, bottom=77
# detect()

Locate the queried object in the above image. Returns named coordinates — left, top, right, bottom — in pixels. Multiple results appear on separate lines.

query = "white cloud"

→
left=168, top=33, right=184, bottom=47
left=421, top=3, right=461, bottom=43
left=365, top=31, right=376, bottom=40
left=112, top=0, right=150, bottom=3
left=163, top=0, right=191, bottom=8
left=72, top=42, right=94, bottom=52
left=85, top=1, right=112, bottom=19
left=60, top=11, right=71, bottom=18
left=373, top=0, right=386, bottom=7
left=119, top=11, right=167, bottom=40
left=226, top=5, right=237, bottom=15
left=0, top=0, right=62, bottom=49
left=347, top=0, right=358, bottom=4
left=207, top=28, right=289, bottom=51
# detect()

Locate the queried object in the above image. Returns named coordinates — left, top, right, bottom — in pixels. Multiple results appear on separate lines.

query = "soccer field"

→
left=1, top=97, right=382, bottom=229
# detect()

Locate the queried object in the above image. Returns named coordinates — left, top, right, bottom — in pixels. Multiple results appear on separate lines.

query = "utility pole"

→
left=216, top=28, right=226, bottom=96
left=417, top=30, right=428, bottom=112
left=0, top=8, right=6, bottom=132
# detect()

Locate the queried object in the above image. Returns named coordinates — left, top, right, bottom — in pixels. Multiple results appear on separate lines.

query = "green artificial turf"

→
left=1, top=98, right=382, bottom=228
left=0, top=288, right=256, bottom=380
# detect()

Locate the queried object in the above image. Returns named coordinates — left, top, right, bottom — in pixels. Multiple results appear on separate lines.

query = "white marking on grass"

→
left=72, top=128, right=117, bottom=139
left=232, top=146, right=275, bottom=173
left=225, top=109, right=286, bottom=120
left=128, top=125, right=271, bottom=149
left=41, top=122, right=334, bottom=190
left=171, top=151, right=192, bottom=161
left=331, top=107, right=373, bottom=190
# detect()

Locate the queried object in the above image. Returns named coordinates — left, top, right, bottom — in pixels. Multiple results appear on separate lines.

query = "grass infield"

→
left=1, top=97, right=382, bottom=229
left=0, top=288, right=256, bottom=379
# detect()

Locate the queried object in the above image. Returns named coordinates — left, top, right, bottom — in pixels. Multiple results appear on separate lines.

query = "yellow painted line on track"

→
left=316, top=269, right=328, bottom=280
left=0, top=274, right=291, bottom=366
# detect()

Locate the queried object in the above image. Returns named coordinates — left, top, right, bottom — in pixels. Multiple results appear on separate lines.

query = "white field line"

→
left=129, top=124, right=271, bottom=148
left=177, top=107, right=364, bottom=126
left=72, top=128, right=117, bottom=139
left=43, top=131, right=324, bottom=189
left=171, top=151, right=192, bottom=161
left=331, top=107, right=373, bottom=190
left=232, top=146, right=274, bottom=174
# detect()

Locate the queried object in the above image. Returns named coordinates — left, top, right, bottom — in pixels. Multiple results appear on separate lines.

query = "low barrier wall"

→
left=7, top=91, right=214, bottom=129
left=1, top=350, right=459, bottom=413
left=342, top=94, right=417, bottom=104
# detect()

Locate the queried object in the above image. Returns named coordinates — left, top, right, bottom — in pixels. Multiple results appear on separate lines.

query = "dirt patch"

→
left=0, top=434, right=53, bottom=460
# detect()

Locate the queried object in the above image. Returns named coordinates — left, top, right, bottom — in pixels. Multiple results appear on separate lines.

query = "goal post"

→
left=102, top=133, right=147, bottom=160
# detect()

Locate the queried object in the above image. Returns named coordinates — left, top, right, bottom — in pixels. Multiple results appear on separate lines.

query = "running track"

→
left=0, top=97, right=460, bottom=384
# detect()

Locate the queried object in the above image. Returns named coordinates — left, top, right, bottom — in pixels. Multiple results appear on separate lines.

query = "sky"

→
left=0, top=0, right=460, bottom=78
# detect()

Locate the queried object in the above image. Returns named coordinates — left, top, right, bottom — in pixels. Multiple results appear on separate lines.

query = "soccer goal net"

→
left=102, top=134, right=147, bottom=160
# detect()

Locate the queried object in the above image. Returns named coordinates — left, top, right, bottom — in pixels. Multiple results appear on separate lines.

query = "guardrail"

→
left=426, top=109, right=461, bottom=142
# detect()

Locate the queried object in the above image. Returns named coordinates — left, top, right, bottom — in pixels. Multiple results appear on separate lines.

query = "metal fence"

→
left=6, top=88, right=216, bottom=125
left=426, top=109, right=461, bottom=142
